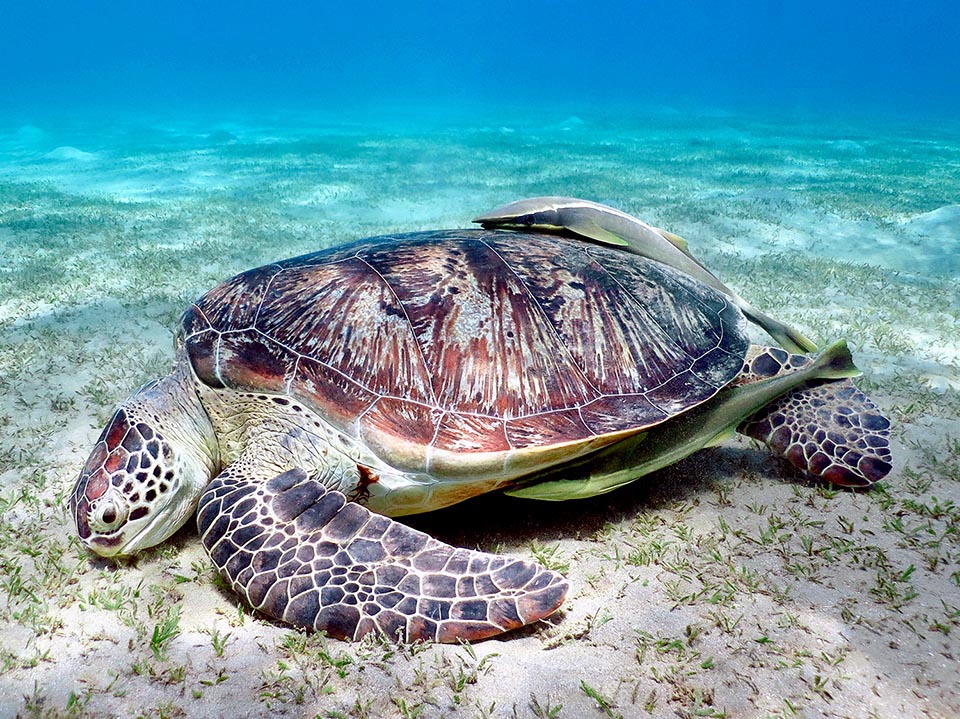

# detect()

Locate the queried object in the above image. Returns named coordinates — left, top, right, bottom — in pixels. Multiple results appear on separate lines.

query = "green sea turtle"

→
left=70, top=199, right=892, bottom=643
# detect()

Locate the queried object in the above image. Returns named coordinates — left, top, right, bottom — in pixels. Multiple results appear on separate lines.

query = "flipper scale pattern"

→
left=197, top=468, right=568, bottom=642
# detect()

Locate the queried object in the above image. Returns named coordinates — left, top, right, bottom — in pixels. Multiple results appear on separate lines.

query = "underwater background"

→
left=1, top=2, right=959, bottom=718
left=2, top=0, right=958, bottom=273
left=3, top=0, right=960, bottom=117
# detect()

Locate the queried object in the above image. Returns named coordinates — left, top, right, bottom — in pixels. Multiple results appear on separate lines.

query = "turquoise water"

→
left=3, top=1, right=958, bottom=117
left=2, top=1, right=957, bottom=275
left=2, top=108, right=958, bottom=275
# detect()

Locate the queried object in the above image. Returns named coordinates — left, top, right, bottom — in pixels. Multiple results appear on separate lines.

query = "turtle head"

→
left=71, top=363, right=218, bottom=557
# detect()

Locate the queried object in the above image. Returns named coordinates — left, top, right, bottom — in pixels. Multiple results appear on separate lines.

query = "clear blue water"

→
left=1, top=1, right=958, bottom=293
left=3, top=1, right=958, bottom=120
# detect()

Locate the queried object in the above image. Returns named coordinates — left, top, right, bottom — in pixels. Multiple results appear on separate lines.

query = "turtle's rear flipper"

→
left=737, top=347, right=893, bottom=486
left=197, top=468, right=568, bottom=642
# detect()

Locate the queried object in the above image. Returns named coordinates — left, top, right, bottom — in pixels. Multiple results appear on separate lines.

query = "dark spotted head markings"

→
left=71, top=407, right=179, bottom=549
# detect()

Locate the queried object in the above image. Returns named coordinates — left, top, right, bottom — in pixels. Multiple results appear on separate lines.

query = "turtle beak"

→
left=85, top=533, right=129, bottom=558
left=95, top=490, right=196, bottom=558
left=83, top=505, right=171, bottom=558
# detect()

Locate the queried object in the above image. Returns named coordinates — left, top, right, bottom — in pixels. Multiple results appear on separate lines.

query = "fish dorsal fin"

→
left=656, top=228, right=692, bottom=255
left=556, top=213, right=630, bottom=247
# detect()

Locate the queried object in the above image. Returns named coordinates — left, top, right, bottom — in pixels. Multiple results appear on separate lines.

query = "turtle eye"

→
left=92, top=497, right=129, bottom=532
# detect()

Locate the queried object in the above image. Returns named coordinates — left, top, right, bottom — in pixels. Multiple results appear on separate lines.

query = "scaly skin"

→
left=736, top=346, right=892, bottom=486
left=197, top=468, right=568, bottom=642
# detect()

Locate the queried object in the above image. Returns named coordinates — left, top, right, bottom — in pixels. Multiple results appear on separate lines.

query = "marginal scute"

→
left=644, top=370, right=715, bottom=414
left=218, top=331, right=295, bottom=393
left=432, top=412, right=509, bottom=453
left=359, top=398, right=443, bottom=470
left=505, top=408, right=592, bottom=448
left=579, top=395, right=665, bottom=435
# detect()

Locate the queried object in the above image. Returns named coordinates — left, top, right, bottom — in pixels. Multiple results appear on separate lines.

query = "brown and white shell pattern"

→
left=179, top=230, right=749, bottom=480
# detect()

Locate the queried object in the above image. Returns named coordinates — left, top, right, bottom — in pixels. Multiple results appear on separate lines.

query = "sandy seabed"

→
left=0, top=109, right=958, bottom=719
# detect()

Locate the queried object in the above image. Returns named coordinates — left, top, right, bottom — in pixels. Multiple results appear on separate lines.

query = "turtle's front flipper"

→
left=197, top=468, right=568, bottom=642
left=736, top=347, right=893, bottom=486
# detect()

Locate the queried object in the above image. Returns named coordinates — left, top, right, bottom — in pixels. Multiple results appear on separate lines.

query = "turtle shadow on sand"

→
left=148, top=442, right=820, bottom=569
left=405, top=444, right=812, bottom=551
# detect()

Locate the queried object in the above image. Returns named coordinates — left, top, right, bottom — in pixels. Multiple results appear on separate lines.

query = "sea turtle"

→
left=71, top=199, right=892, bottom=643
